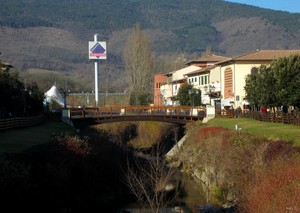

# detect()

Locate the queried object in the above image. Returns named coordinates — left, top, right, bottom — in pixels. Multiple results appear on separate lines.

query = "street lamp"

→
left=24, top=88, right=32, bottom=115
left=204, top=85, right=215, bottom=106
left=123, top=90, right=127, bottom=106
left=60, top=81, right=70, bottom=108
left=86, top=92, right=90, bottom=107
left=60, top=89, right=70, bottom=108
left=188, top=88, right=201, bottom=106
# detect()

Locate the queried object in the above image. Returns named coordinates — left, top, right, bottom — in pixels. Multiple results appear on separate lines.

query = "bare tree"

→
left=123, top=23, right=154, bottom=105
left=124, top=143, right=179, bottom=213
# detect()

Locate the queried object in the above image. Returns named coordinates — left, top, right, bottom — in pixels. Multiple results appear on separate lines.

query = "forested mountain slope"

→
left=0, top=0, right=299, bottom=90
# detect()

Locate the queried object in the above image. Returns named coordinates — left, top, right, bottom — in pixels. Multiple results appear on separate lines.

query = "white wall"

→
left=220, top=61, right=268, bottom=107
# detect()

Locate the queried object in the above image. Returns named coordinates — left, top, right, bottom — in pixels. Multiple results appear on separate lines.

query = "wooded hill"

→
left=0, top=0, right=300, bottom=91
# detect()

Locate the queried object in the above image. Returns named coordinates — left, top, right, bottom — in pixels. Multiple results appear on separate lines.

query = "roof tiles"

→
left=233, top=49, right=300, bottom=61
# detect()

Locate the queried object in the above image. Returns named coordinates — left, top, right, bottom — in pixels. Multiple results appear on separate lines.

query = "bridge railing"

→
left=68, top=106, right=206, bottom=119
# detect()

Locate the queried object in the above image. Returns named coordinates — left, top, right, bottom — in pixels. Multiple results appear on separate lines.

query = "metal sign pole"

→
left=94, top=34, right=99, bottom=107
left=89, top=34, right=106, bottom=107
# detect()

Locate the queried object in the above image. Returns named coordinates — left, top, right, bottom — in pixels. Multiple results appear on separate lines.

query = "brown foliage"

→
left=197, top=126, right=228, bottom=140
left=242, top=157, right=300, bottom=213
left=263, top=140, right=295, bottom=162
left=55, top=133, right=91, bottom=156
left=179, top=125, right=300, bottom=210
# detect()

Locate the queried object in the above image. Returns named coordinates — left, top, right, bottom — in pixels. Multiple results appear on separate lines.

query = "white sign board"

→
left=88, top=41, right=107, bottom=60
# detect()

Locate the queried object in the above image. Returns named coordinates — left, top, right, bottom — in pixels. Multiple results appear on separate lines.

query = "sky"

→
left=225, top=0, right=300, bottom=13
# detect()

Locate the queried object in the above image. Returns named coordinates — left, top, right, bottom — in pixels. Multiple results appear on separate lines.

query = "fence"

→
left=0, top=114, right=45, bottom=131
left=217, top=109, right=300, bottom=126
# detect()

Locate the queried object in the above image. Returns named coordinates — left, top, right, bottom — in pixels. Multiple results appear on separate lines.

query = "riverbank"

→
left=0, top=121, right=184, bottom=212
left=173, top=121, right=300, bottom=212
left=2, top=117, right=300, bottom=212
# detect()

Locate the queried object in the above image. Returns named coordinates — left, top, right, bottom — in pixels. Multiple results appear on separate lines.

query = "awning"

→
left=242, top=100, right=250, bottom=105
left=202, top=98, right=210, bottom=104
left=221, top=98, right=234, bottom=106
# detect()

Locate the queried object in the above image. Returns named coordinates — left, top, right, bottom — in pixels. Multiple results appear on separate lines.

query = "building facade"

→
left=153, top=74, right=168, bottom=106
left=154, top=50, right=300, bottom=110
left=216, top=50, right=300, bottom=109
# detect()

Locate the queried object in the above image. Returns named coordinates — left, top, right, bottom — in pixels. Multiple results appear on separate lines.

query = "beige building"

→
left=156, top=50, right=300, bottom=110
left=160, top=54, right=229, bottom=106
left=216, top=50, right=300, bottom=109
left=185, top=54, right=230, bottom=106
left=162, top=65, right=201, bottom=105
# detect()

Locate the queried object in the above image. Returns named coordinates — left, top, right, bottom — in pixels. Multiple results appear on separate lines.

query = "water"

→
left=119, top=206, right=188, bottom=213
left=119, top=172, right=207, bottom=213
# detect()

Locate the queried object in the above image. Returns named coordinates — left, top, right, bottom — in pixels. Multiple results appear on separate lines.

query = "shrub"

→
left=242, top=156, right=300, bottom=213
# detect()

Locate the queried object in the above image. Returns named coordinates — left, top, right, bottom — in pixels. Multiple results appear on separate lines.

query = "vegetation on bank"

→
left=0, top=121, right=181, bottom=212
left=0, top=130, right=129, bottom=213
left=0, top=123, right=132, bottom=212
left=1, top=115, right=300, bottom=212
left=176, top=122, right=300, bottom=212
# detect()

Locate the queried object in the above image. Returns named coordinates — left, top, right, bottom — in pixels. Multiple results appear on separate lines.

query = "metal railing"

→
left=0, top=114, right=45, bottom=131
left=65, top=106, right=206, bottom=124
left=217, top=109, right=300, bottom=126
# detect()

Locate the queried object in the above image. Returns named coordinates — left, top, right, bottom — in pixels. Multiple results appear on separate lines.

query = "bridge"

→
left=62, top=106, right=206, bottom=129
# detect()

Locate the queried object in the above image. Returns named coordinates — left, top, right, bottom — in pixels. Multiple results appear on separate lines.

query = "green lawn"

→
left=206, top=117, right=300, bottom=146
left=0, top=121, right=75, bottom=154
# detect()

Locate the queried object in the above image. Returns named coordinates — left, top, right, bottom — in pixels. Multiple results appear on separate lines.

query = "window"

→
left=251, top=67, right=258, bottom=75
left=201, top=76, right=204, bottom=85
left=200, top=75, right=209, bottom=85
left=224, top=68, right=233, bottom=98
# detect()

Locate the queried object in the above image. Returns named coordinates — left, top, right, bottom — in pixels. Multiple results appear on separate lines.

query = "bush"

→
left=177, top=125, right=300, bottom=210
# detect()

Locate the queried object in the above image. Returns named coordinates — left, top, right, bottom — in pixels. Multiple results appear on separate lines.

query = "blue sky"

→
left=225, top=0, right=300, bottom=13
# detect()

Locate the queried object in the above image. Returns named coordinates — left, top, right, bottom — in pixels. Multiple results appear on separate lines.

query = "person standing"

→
left=236, top=106, right=242, bottom=118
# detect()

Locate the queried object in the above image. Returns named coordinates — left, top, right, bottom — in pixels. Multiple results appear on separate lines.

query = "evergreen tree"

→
left=177, top=83, right=202, bottom=106
left=0, top=63, right=24, bottom=116
left=245, top=55, right=300, bottom=111
left=272, top=55, right=300, bottom=109
left=0, top=61, right=44, bottom=117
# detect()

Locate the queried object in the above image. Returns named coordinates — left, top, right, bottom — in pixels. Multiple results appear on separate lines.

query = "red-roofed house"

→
left=154, top=49, right=300, bottom=111
left=215, top=49, right=300, bottom=109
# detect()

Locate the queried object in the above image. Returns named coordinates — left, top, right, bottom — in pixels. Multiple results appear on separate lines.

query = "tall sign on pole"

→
left=89, top=34, right=107, bottom=106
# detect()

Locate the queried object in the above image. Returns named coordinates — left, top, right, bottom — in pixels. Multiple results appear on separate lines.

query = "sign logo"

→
left=89, top=41, right=107, bottom=60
